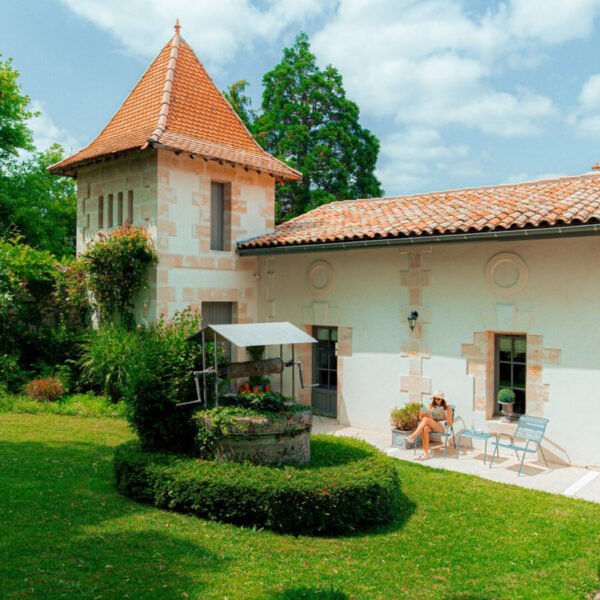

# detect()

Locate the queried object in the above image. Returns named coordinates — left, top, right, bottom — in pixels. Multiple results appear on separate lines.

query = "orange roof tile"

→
left=238, top=173, right=600, bottom=250
left=49, top=26, right=300, bottom=181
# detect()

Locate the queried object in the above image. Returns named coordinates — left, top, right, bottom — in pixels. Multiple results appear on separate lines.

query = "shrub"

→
left=79, top=324, right=141, bottom=402
left=498, top=388, right=516, bottom=404
left=0, top=354, right=27, bottom=393
left=221, top=390, right=287, bottom=412
left=81, top=225, right=158, bottom=325
left=24, top=377, right=64, bottom=402
left=114, top=435, right=400, bottom=535
left=390, top=401, right=420, bottom=430
left=123, top=308, right=224, bottom=453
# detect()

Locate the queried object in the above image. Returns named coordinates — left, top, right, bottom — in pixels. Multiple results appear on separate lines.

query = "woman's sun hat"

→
left=431, top=390, right=446, bottom=400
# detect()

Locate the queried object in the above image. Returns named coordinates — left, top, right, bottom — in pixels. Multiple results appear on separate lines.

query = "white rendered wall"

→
left=256, top=236, right=600, bottom=467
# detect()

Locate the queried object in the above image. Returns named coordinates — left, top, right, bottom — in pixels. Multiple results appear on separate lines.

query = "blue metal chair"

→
left=414, top=405, right=456, bottom=460
left=489, top=415, right=549, bottom=477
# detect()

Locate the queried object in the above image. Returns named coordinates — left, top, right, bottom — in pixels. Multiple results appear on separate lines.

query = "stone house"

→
left=51, top=27, right=600, bottom=467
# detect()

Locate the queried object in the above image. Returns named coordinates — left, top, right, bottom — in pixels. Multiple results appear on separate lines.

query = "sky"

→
left=2, top=0, right=600, bottom=197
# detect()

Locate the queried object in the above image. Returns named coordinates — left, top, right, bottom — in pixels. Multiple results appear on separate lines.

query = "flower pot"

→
left=499, top=401, right=515, bottom=421
left=391, top=429, right=420, bottom=449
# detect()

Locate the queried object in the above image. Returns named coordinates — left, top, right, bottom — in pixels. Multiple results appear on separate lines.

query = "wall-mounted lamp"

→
left=407, top=310, right=419, bottom=332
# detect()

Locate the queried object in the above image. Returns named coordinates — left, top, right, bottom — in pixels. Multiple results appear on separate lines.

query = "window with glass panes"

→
left=314, top=327, right=338, bottom=390
left=495, top=335, right=527, bottom=415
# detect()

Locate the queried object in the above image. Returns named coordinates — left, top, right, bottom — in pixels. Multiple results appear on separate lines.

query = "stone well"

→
left=209, top=410, right=312, bottom=466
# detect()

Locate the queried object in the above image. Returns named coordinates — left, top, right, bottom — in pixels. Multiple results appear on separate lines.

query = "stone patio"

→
left=312, top=416, right=600, bottom=504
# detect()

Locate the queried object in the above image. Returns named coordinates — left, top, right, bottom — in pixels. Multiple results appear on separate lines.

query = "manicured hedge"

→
left=114, top=434, right=400, bottom=535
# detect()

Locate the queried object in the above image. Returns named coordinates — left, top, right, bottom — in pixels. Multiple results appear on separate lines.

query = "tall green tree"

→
left=223, top=80, right=256, bottom=133
left=254, top=33, right=383, bottom=221
left=0, top=56, right=76, bottom=257
left=0, top=56, right=35, bottom=166
left=0, top=145, right=77, bottom=257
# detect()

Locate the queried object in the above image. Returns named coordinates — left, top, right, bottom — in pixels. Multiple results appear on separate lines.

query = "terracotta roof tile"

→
left=49, top=28, right=300, bottom=181
left=238, top=173, right=600, bottom=250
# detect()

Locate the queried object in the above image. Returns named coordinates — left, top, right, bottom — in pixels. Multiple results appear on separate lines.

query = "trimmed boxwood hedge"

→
left=114, top=434, right=400, bottom=535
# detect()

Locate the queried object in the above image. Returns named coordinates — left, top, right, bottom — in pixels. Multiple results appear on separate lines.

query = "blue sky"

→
left=2, top=0, right=600, bottom=196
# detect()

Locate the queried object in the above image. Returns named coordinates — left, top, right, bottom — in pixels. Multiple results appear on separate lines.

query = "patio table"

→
left=457, top=429, right=496, bottom=464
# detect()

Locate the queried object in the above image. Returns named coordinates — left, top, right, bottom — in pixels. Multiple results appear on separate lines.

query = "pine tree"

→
left=227, top=33, right=383, bottom=221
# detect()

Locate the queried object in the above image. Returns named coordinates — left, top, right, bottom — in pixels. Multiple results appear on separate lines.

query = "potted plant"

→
left=390, top=402, right=421, bottom=448
left=498, top=388, right=516, bottom=421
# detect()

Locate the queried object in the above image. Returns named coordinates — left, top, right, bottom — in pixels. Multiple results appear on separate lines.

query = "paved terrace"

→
left=312, top=417, right=600, bottom=504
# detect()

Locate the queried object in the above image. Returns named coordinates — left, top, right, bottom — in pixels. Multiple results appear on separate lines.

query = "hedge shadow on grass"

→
left=114, top=434, right=414, bottom=536
left=0, top=438, right=227, bottom=597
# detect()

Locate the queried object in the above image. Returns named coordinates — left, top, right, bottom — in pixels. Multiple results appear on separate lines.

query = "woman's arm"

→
left=445, top=406, right=453, bottom=426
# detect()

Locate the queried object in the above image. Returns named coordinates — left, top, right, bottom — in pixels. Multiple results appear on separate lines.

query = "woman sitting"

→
left=405, top=391, right=452, bottom=460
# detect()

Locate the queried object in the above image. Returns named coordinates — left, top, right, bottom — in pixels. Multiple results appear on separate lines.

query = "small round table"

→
left=457, top=430, right=496, bottom=464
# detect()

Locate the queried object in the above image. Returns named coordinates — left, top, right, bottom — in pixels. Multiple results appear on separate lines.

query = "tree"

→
left=223, top=80, right=256, bottom=133
left=254, top=33, right=383, bottom=221
left=0, top=145, right=77, bottom=258
left=0, top=56, right=35, bottom=166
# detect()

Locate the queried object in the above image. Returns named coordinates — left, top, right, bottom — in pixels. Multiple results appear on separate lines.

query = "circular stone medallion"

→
left=306, top=260, right=334, bottom=295
left=485, top=252, right=528, bottom=297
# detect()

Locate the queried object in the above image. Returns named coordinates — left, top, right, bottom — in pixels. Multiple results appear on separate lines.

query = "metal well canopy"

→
left=189, top=322, right=317, bottom=347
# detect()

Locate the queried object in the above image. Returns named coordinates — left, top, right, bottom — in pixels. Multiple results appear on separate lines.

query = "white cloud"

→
left=28, top=101, right=80, bottom=154
left=508, top=0, right=600, bottom=45
left=312, top=0, right=560, bottom=137
left=569, top=74, right=600, bottom=136
left=60, top=0, right=327, bottom=73
left=376, top=128, right=475, bottom=192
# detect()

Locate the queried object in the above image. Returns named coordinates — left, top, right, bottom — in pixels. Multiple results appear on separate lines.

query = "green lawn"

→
left=1, top=414, right=599, bottom=599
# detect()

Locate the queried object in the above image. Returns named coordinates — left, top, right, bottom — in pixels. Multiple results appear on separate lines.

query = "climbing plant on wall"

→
left=81, top=225, right=158, bottom=326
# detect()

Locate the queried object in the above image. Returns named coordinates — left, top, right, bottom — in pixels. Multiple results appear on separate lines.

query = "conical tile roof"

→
left=49, top=26, right=300, bottom=181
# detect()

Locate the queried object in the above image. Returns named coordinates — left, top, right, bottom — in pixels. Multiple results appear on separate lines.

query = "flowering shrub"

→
left=24, top=377, right=65, bottom=402
left=390, top=402, right=421, bottom=430
left=81, top=225, right=158, bottom=325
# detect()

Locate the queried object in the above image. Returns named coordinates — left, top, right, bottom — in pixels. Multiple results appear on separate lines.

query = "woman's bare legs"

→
left=410, top=417, right=445, bottom=455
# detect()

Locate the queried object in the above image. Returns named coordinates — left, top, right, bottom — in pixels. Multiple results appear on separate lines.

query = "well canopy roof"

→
left=190, top=322, right=317, bottom=347
left=49, top=25, right=300, bottom=181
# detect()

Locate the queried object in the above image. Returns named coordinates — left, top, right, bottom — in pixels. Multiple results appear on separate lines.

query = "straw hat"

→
left=431, top=390, right=446, bottom=400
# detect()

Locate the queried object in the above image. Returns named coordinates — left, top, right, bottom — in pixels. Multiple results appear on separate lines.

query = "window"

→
left=107, top=193, right=114, bottom=228
left=127, top=190, right=134, bottom=224
left=495, top=335, right=527, bottom=415
left=98, top=196, right=104, bottom=229
left=202, top=302, right=234, bottom=358
left=210, top=182, right=226, bottom=251
left=202, top=302, right=233, bottom=326
left=117, top=192, right=124, bottom=226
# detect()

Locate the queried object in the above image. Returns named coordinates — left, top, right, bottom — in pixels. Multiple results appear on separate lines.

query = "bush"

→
left=81, top=225, right=158, bottom=325
left=124, top=308, right=225, bottom=453
left=24, top=377, right=64, bottom=402
left=0, top=354, right=27, bottom=394
left=79, top=324, right=140, bottom=402
left=498, top=388, right=516, bottom=404
left=390, top=401, right=420, bottom=430
left=221, top=390, right=287, bottom=412
left=114, top=435, right=400, bottom=535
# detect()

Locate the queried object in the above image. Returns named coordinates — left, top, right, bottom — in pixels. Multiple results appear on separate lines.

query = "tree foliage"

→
left=81, top=225, right=158, bottom=327
left=0, top=56, right=77, bottom=257
left=0, top=56, right=35, bottom=165
left=223, top=80, right=256, bottom=133
left=227, top=33, right=383, bottom=221
left=0, top=145, right=77, bottom=257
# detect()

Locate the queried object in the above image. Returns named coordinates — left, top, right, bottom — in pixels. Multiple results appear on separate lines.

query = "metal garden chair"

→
left=489, top=415, right=550, bottom=476
left=414, top=405, right=456, bottom=460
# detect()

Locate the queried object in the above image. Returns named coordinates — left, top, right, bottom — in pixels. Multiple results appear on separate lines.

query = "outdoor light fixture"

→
left=408, top=310, right=419, bottom=331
